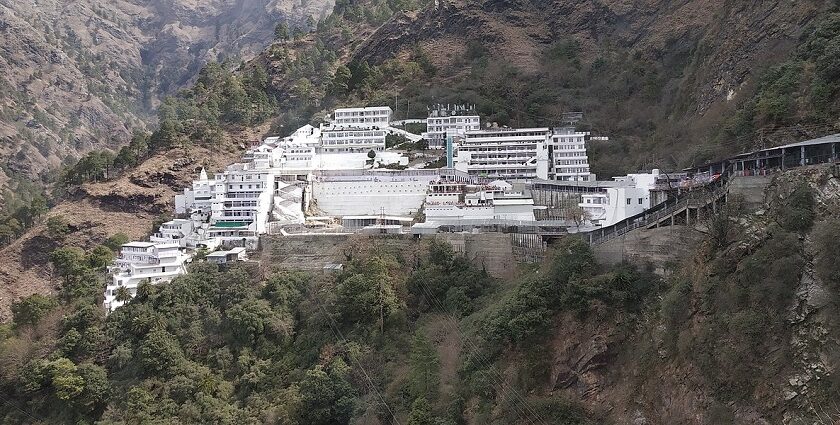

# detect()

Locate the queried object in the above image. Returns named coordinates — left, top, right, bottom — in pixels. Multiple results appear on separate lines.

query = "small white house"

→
left=579, top=169, right=661, bottom=226
left=206, top=247, right=248, bottom=265
left=103, top=242, right=190, bottom=311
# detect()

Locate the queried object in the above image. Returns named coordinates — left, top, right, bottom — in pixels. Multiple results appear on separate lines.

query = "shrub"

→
left=11, top=294, right=58, bottom=327
left=46, top=216, right=71, bottom=238
left=774, top=183, right=816, bottom=232
left=813, top=218, right=840, bottom=290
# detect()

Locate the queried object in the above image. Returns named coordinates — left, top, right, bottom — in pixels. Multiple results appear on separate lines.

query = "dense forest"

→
left=0, top=237, right=658, bottom=424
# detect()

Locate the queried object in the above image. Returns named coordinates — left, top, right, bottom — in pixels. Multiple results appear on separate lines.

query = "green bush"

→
left=11, top=294, right=58, bottom=327
left=46, top=216, right=70, bottom=238
left=813, top=218, right=840, bottom=290
left=774, top=183, right=816, bottom=232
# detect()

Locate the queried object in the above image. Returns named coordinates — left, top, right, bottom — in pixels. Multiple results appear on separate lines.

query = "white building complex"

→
left=332, top=106, right=392, bottom=128
left=422, top=105, right=481, bottom=149
left=104, top=105, right=615, bottom=311
left=103, top=242, right=190, bottom=311
left=579, top=169, right=661, bottom=227
left=453, top=126, right=596, bottom=182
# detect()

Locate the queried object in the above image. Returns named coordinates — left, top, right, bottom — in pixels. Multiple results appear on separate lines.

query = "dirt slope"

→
left=0, top=124, right=265, bottom=319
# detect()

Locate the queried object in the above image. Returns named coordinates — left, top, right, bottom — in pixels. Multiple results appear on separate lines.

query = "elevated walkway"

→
left=585, top=177, right=731, bottom=245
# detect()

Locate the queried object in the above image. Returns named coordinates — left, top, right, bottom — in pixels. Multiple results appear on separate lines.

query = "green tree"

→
left=330, top=65, right=352, bottom=95
left=11, top=294, right=58, bottom=327
left=51, top=246, right=89, bottom=280
left=46, top=215, right=70, bottom=238
left=298, top=361, right=356, bottom=425
left=76, top=363, right=109, bottom=411
left=103, top=232, right=130, bottom=251
left=139, top=328, right=185, bottom=375
left=274, top=22, right=289, bottom=40
left=227, top=299, right=273, bottom=345
left=29, top=196, right=48, bottom=221
left=407, top=397, right=436, bottom=425
left=408, top=332, right=440, bottom=400
left=114, top=286, right=132, bottom=304
left=334, top=274, right=379, bottom=325
left=88, top=245, right=115, bottom=270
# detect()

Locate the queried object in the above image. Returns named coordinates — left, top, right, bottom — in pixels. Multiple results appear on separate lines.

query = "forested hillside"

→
left=1, top=0, right=840, bottom=423
left=0, top=0, right=332, bottom=192
left=2, top=163, right=840, bottom=424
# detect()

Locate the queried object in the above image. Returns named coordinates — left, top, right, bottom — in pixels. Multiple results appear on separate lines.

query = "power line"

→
left=0, top=391, right=44, bottom=424
left=315, top=300, right=402, bottom=425
left=407, top=270, right=549, bottom=425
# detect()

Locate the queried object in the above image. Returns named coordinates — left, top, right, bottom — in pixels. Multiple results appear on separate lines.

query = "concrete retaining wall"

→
left=593, top=226, right=705, bottom=273
left=437, top=233, right=519, bottom=278
left=261, top=232, right=523, bottom=279
left=728, top=175, right=772, bottom=209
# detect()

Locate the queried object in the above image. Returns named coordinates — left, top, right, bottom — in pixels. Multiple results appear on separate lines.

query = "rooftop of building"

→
left=334, top=106, right=393, bottom=113
left=467, top=127, right=550, bottom=134
left=122, top=241, right=155, bottom=248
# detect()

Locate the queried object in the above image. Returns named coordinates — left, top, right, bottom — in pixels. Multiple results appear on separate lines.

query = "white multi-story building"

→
left=175, top=168, right=223, bottom=215
left=422, top=105, right=480, bottom=149
left=103, top=242, right=190, bottom=311
left=332, top=106, right=392, bottom=128
left=455, top=127, right=550, bottom=180
left=454, top=126, right=598, bottom=182
left=207, top=163, right=275, bottom=248
left=579, top=169, right=661, bottom=226
left=548, top=127, right=595, bottom=182
left=320, top=127, right=387, bottom=153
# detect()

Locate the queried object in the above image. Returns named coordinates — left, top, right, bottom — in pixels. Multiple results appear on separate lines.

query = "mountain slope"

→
left=0, top=0, right=333, bottom=190
left=344, top=0, right=834, bottom=175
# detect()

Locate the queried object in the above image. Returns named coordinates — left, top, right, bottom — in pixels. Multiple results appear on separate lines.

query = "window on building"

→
left=638, top=198, right=644, bottom=205
left=626, top=198, right=632, bottom=205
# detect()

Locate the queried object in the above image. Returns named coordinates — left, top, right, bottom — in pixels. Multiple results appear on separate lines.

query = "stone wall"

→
left=260, top=232, right=525, bottom=279
left=593, top=226, right=705, bottom=274
left=728, top=175, right=773, bottom=209
left=437, top=233, right=521, bottom=278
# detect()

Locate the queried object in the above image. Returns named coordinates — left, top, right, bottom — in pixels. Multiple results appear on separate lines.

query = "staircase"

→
left=586, top=176, right=731, bottom=246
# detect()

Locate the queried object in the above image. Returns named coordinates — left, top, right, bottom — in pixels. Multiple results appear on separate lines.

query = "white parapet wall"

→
left=312, top=176, right=436, bottom=216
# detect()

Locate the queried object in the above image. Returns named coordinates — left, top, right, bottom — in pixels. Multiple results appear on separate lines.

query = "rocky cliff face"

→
left=0, top=0, right=333, bottom=191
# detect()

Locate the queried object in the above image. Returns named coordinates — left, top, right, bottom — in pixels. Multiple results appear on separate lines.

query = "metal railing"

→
left=585, top=170, right=732, bottom=245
